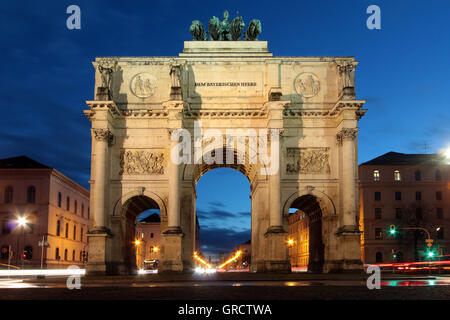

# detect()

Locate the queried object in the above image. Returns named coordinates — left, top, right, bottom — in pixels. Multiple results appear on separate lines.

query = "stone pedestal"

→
left=86, top=231, right=109, bottom=275
left=332, top=228, right=363, bottom=273
left=96, top=87, right=111, bottom=100
left=160, top=231, right=184, bottom=272
left=264, top=228, right=290, bottom=272
left=170, top=86, right=182, bottom=100
left=342, top=86, right=355, bottom=100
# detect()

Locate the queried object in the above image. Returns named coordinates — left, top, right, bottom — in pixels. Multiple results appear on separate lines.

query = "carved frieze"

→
left=286, top=147, right=330, bottom=174
left=119, top=150, right=165, bottom=175
left=294, top=73, right=320, bottom=98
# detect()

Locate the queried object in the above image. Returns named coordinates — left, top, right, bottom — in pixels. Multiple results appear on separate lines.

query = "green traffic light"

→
left=390, top=230, right=396, bottom=235
left=428, top=251, right=435, bottom=257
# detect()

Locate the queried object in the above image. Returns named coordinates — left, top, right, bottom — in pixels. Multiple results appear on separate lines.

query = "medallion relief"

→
left=119, top=150, right=165, bottom=175
left=286, top=147, right=330, bottom=174
left=130, top=73, right=157, bottom=98
left=294, top=72, right=320, bottom=98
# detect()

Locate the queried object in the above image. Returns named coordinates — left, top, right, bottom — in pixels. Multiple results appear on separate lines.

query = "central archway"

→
left=194, top=167, right=251, bottom=270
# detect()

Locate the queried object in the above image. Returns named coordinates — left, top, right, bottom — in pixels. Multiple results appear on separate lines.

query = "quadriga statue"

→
left=244, top=19, right=261, bottom=41
left=189, top=20, right=207, bottom=41
left=230, top=16, right=245, bottom=40
left=208, top=16, right=221, bottom=41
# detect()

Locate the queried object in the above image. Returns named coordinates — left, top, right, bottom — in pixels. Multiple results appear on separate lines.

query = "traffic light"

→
left=389, top=225, right=396, bottom=235
left=427, top=249, right=435, bottom=258
left=391, top=249, right=397, bottom=260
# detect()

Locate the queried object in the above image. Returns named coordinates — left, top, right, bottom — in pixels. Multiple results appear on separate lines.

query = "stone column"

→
left=92, top=128, right=113, bottom=230
left=268, top=158, right=282, bottom=230
left=337, top=128, right=358, bottom=230
left=335, top=127, right=362, bottom=272
left=167, top=135, right=181, bottom=232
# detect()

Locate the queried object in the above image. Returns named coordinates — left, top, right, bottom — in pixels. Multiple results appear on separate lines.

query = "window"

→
left=373, top=170, right=380, bottom=181
left=394, top=170, right=401, bottom=181
left=151, top=233, right=154, bottom=238
left=65, top=223, right=69, bottom=238
left=436, top=191, right=442, bottom=201
left=64, top=249, right=68, bottom=261
left=23, top=246, right=33, bottom=260
left=1, top=246, right=9, bottom=259
left=437, top=208, right=443, bottom=219
left=415, top=170, right=421, bottom=181
left=66, top=197, right=70, bottom=211
left=395, top=191, right=402, bottom=201
left=58, top=192, right=62, bottom=208
left=27, top=186, right=36, bottom=203
left=150, top=246, right=154, bottom=253
left=375, top=252, right=383, bottom=263
left=73, top=225, right=77, bottom=240
left=375, top=208, right=382, bottom=219
left=4, top=186, right=13, bottom=203
left=2, top=219, right=12, bottom=234
left=80, top=227, right=84, bottom=242
left=56, top=220, right=61, bottom=236
left=435, top=170, right=442, bottom=181
left=74, top=200, right=78, bottom=214
left=88, top=207, right=90, bottom=219
left=81, top=204, right=84, bottom=217
left=374, top=192, right=381, bottom=201
left=416, top=191, right=422, bottom=201
left=79, top=251, right=83, bottom=262
left=375, top=228, right=383, bottom=240
left=416, top=207, right=423, bottom=220
left=55, top=248, right=60, bottom=260
left=395, top=208, right=403, bottom=219
left=437, top=227, right=444, bottom=240
left=72, top=250, right=76, bottom=261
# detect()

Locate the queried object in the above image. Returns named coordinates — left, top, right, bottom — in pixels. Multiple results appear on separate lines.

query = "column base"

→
left=160, top=229, right=184, bottom=273
left=332, top=226, right=363, bottom=273
left=86, top=230, right=111, bottom=275
left=263, top=227, right=291, bottom=273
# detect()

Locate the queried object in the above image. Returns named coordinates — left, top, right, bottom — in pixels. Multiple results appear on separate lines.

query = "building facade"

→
left=288, top=210, right=309, bottom=268
left=0, top=156, right=91, bottom=268
left=359, top=152, right=450, bottom=264
left=136, top=213, right=161, bottom=269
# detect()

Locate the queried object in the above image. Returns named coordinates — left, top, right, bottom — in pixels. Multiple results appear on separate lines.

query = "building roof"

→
left=0, top=156, right=51, bottom=169
left=360, top=152, right=448, bottom=166
left=140, top=213, right=161, bottom=223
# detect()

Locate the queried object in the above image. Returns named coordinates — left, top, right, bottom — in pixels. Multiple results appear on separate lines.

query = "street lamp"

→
left=15, top=216, right=28, bottom=268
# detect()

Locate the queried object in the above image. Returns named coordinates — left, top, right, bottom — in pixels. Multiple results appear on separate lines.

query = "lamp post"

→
left=16, top=216, right=28, bottom=268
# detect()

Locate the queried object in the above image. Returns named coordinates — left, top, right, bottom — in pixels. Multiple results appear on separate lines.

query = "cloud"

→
left=199, top=226, right=251, bottom=256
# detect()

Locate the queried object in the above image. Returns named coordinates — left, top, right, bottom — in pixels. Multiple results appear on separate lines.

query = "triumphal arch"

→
left=84, top=15, right=366, bottom=275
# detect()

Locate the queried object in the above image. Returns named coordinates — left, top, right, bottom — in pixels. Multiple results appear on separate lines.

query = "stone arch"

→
left=181, top=144, right=269, bottom=187
left=112, top=188, right=167, bottom=218
left=282, top=187, right=336, bottom=218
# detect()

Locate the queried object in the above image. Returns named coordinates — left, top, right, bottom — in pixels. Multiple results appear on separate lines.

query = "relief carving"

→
left=130, top=73, right=157, bottom=98
left=286, top=147, right=330, bottom=174
left=119, top=150, right=165, bottom=175
left=294, top=73, right=320, bottom=98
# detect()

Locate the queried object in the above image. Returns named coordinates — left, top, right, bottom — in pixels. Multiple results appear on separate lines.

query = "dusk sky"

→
left=1, top=0, right=449, bottom=256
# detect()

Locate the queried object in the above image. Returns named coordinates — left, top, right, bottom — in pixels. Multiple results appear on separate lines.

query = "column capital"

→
left=336, top=128, right=358, bottom=145
left=93, top=128, right=114, bottom=145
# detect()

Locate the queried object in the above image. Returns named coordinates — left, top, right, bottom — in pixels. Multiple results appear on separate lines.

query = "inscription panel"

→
left=188, top=67, right=263, bottom=98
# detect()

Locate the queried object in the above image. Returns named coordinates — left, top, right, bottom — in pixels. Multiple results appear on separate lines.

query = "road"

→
left=1, top=274, right=450, bottom=300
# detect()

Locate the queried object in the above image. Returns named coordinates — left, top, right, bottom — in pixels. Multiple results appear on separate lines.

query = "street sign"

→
left=425, top=239, right=434, bottom=247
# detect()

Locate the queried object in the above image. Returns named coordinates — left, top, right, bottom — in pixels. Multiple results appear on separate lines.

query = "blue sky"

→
left=1, top=0, right=449, bottom=256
